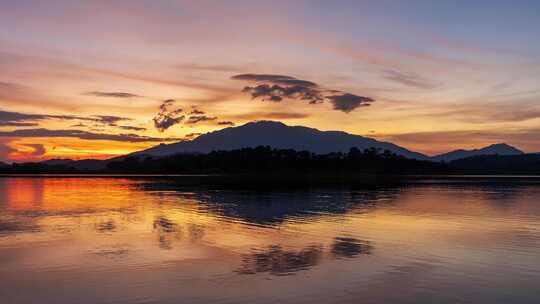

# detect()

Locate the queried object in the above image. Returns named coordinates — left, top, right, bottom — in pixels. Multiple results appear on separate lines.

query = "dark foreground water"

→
left=1, top=177, right=539, bottom=304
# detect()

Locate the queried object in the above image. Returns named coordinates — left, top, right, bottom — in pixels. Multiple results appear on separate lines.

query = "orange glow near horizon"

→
left=1, top=1, right=540, bottom=162
left=4, top=138, right=157, bottom=162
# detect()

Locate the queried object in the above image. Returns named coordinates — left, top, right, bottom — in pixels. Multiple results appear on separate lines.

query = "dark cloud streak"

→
left=0, top=110, right=131, bottom=127
left=0, top=121, right=39, bottom=127
left=153, top=99, right=185, bottom=132
left=327, top=94, right=373, bottom=113
left=0, top=128, right=181, bottom=143
left=217, top=121, right=235, bottom=126
left=189, top=109, right=205, bottom=115
left=383, top=70, right=439, bottom=90
left=177, top=63, right=248, bottom=73
left=118, top=125, right=147, bottom=131
left=84, top=91, right=140, bottom=98
left=232, top=74, right=374, bottom=113
left=186, top=115, right=217, bottom=124
left=230, top=111, right=309, bottom=120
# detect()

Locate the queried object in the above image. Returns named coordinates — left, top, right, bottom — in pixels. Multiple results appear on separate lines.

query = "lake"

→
left=1, top=176, right=539, bottom=304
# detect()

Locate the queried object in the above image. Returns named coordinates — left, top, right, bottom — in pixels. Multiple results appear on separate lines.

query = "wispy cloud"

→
left=382, top=70, right=439, bottom=90
left=186, top=115, right=217, bottom=124
left=189, top=109, right=205, bottom=115
left=94, top=115, right=132, bottom=125
left=0, top=139, right=16, bottom=162
left=84, top=91, right=141, bottom=98
left=0, top=110, right=131, bottom=127
left=0, top=82, right=37, bottom=103
left=118, top=125, right=147, bottom=131
left=232, top=74, right=318, bottom=87
left=408, top=98, right=540, bottom=124
left=0, top=121, right=39, bottom=127
left=378, top=128, right=540, bottom=155
left=177, top=63, right=249, bottom=73
left=0, top=128, right=181, bottom=143
left=70, top=121, right=147, bottom=132
left=230, top=111, right=310, bottom=120
left=217, top=121, right=235, bottom=126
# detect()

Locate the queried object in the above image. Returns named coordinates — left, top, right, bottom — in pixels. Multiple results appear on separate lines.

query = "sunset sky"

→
left=1, top=0, right=540, bottom=162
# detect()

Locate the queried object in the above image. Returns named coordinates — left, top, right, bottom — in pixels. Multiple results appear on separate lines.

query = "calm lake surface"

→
left=1, top=177, right=539, bottom=304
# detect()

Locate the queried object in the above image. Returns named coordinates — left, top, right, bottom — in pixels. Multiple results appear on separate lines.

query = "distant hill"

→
left=133, top=121, right=429, bottom=160
left=41, top=159, right=75, bottom=166
left=432, top=143, right=524, bottom=162
left=451, top=154, right=540, bottom=174
left=39, top=158, right=109, bottom=170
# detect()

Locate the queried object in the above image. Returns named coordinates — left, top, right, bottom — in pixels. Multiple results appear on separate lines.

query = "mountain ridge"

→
left=432, top=143, right=524, bottom=162
left=132, top=121, right=429, bottom=160
left=133, top=121, right=526, bottom=162
left=2, top=121, right=528, bottom=168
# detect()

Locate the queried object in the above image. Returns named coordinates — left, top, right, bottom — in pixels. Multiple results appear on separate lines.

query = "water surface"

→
left=1, top=177, right=539, bottom=303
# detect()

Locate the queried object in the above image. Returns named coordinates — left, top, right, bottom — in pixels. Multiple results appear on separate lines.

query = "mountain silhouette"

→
left=37, top=158, right=109, bottom=170
left=133, top=121, right=429, bottom=160
left=432, top=143, right=524, bottom=162
left=2, top=122, right=529, bottom=172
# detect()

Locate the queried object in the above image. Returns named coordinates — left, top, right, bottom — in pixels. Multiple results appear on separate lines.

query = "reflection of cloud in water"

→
left=153, top=216, right=178, bottom=233
left=237, top=237, right=373, bottom=276
left=331, top=237, right=373, bottom=259
left=89, top=246, right=130, bottom=260
left=95, top=220, right=116, bottom=233
left=0, top=219, right=40, bottom=236
left=153, top=216, right=182, bottom=250
left=151, top=217, right=208, bottom=249
left=479, top=185, right=533, bottom=210
left=237, top=245, right=323, bottom=276
left=188, top=223, right=205, bottom=242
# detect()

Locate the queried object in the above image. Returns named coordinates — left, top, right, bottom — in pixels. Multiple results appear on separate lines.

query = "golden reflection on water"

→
left=1, top=177, right=540, bottom=304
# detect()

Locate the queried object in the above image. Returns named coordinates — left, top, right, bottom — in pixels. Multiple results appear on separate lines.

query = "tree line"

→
left=106, top=146, right=448, bottom=174
left=3, top=146, right=540, bottom=175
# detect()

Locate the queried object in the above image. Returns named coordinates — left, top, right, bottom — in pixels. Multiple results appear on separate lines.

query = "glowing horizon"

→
left=1, top=0, right=540, bottom=162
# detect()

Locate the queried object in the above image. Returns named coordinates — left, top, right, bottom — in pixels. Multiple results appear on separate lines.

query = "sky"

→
left=1, top=0, right=540, bottom=162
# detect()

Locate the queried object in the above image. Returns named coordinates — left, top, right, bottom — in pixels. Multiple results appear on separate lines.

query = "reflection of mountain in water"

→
left=193, top=189, right=401, bottom=225
left=196, top=191, right=371, bottom=225
left=136, top=183, right=382, bottom=272
left=138, top=181, right=400, bottom=225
